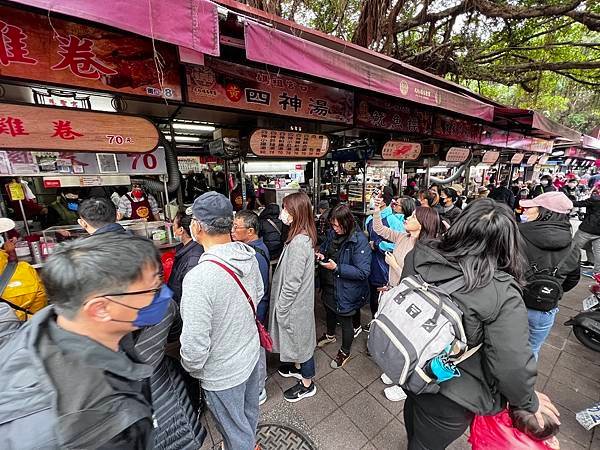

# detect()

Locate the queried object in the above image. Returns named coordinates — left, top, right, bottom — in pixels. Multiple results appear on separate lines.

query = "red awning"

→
left=6, top=0, right=220, bottom=56
left=583, top=135, right=600, bottom=152
left=244, top=22, right=495, bottom=122
left=494, top=107, right=581, bottom=142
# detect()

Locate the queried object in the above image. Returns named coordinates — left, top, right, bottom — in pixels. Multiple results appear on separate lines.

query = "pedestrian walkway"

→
left=201, top=279, right=599, bottom=449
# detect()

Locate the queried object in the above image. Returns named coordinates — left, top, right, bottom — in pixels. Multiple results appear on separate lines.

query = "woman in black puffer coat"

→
left=259, top=203, right=285, bottom=261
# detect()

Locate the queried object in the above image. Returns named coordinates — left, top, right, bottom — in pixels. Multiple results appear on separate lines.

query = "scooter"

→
left=565, top=273, right=600, bottom=352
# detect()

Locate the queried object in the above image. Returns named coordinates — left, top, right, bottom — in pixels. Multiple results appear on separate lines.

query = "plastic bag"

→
left=469, top=410, right=559, bottom=450
left=161, top=250, right=176, bottom=283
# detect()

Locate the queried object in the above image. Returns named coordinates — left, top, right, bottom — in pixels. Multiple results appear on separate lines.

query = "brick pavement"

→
left=201, top=279, right=599, bottom=450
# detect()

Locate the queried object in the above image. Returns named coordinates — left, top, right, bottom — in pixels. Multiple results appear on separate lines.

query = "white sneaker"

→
left=353, top=326, right=362, bottom=338
left=384, top=385, right=407, bottom=402
left=380, top=373, right=394, bottom=385
left=259, top=388, right=267, bottom=405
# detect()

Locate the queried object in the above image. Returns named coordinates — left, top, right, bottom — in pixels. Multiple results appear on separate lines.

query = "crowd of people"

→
left=0, top=170, right=597, bottom=449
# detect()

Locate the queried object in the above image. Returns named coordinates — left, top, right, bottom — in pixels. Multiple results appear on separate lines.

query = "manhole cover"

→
left=256, top=422, right=317, bottom=450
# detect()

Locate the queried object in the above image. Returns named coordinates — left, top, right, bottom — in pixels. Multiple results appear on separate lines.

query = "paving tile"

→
left=361, top=443, right=377, bottom=450
left=261, top=376, right=284, bottom=412
left=563, top=338, right=600, bottom=365
left=557, top=435, right=587, bottom=450
left=544, top=332, right=568, bottom=351
left=273, top=371, right=300, bottom=392
left=554, top=403, right=595, bottom=447
left=538, top=345, right=561, bottom=376
left=288, top=380, right=338, bottom=428
left=556, top=352, right=600, bottom=382
left=343, top=352, right=381, bottom=387
left=369, top=418, right=408, bottom=450
left=365, top=378, right=405, bottom=416
left=447, top=433, right=471, bottom=450
left=322, top=338, right=342, bottom=359
left=545, top=380, right=597, bottom=414
left=311, top=409, right=369, bottom=450
left=319, top=366, right=364, bottom=407
left=535, top=373, right=549, bottom=392
left=341, top=390, right=394, bottom=439
left=314, top=348, right=334, bottom=380
left=551, top=365, right=600, bottom=401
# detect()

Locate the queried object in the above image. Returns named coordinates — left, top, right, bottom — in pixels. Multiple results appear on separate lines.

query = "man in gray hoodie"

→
left=180, top=192, right=263, bottom=450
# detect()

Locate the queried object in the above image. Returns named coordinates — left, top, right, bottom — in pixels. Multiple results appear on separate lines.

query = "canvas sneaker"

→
left=384, top=385, right=407, bottom=402
left=330, top=350, right=350, bottom=369
left=317, top=333, right=337, bottom=348
left=259, top=388, right=267, bottom=406
left=284, top=381, right=317, bottom=403
left=278, top=363, right=302, bottom=380
left=380, top=373, right=394, bottom=385
left=353, top=326, right=362, bottom=338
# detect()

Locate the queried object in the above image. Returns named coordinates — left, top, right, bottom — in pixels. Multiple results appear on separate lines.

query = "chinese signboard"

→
left=0, top=103, right=159, bottom=153
left=249, top=129, right=329, bottom=158
left=445, top=147, right=471, bottom=163
left=433, top=115, right=482, bottom=144
left=480, top=125, right=508, bottom=148
left=526, top=155, right=539, bottom=166
left=0, top=147, right=166, bottom=176
left=355, top=94, right=432, bottom=134
left=0, top=5, right=181, bottom=100
left=506, top=132, right=532, bottom=151
left=482, top=151, right=500, bottom=164
left=530, top=138, right=554, bottom=153
left=186, top=59, right=353, bottom=124
left=511, top=153, right=525, bottom=164
left=381, top=141, right=422, bottom=161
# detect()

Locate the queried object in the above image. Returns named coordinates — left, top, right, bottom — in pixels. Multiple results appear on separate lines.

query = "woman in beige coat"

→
left=269, top=192, right=318, bottom=403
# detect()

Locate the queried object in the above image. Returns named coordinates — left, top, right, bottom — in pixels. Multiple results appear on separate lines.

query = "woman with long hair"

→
left=519, top=192, right=579, bottom=358
left=400, top=199, right=559, bottom=449
left=316, top=204, right=371, bottom=369
left=269, top=192, right=319, bottom=402
left=372, top=197, right=442, bottom=402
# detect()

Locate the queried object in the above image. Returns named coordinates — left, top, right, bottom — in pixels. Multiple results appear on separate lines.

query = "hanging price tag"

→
left=6, top=182, right=25, bottom=201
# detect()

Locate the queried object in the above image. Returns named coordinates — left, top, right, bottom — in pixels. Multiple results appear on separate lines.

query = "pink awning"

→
left=244, top=22, right=494, bottom=122
left=7, top=0, right=220, bottom=56
left=494, top=107, right=581, bottom=142
left=583, top=135, right=600, bottom=151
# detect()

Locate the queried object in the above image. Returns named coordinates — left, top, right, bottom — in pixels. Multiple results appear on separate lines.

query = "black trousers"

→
left=325, top=307, right=360, bottom=354
left=403, top=392, right=473, bottom=450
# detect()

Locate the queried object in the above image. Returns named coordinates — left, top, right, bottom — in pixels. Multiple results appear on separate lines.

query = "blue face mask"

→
left=107, top=285, right=173, bottom=328
left=67, top=201, right=79, bottom=212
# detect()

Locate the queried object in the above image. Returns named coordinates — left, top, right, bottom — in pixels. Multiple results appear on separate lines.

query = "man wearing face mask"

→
left=566, top=183, right=600, bottom=278
left=180, top=191, right=263, bottom=450
left=560, top=177, right=579, bottom=202
left=117, top=181, right=160, bottom=221
left=0, top=233, right=170, bottom=448
left=46, top=187, right=81, bottom=226
left=532, top=174, right=557, bottom=198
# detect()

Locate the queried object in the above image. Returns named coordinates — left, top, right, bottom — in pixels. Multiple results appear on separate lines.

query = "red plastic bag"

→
left=161, top=250, right=176, bottom=283
left=469, top=410, right=558, bottom=450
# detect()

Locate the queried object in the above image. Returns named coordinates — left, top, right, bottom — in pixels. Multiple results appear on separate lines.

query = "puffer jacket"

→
left=365, top=207, right=405, bottom=287
left=402, top=242, right=539, bottom=415
left=168, top=241, right=204, bottom=305
left=319, top=229, right=372, bottom=314
left=259, top=204, right=284, bottom=260
left=519, top=220, right=580, bottom=293
left=574, top=196, right=600, bottom=236
left=0, top=251, right=47, bottom=320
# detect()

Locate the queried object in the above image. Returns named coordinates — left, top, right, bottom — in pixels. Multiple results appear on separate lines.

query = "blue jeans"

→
left=300, top=355, right=316, bottom=379
left=527, top=307, right=558, bottom=359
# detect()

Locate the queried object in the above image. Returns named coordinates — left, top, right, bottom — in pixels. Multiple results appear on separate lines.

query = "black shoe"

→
left=284, top=381, right=317, bottom=403
left=278, top=364, right=302, bottom=380
left=581, top=261, right=594, bottom=268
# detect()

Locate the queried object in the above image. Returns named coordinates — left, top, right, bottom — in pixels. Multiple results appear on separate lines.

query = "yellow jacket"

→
left=0, top=250, right=47, bottom=320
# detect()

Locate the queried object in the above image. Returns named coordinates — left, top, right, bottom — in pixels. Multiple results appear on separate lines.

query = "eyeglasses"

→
left=101, top=286, right=162, bottom=298
left=231, top=225, right=250, bottom=231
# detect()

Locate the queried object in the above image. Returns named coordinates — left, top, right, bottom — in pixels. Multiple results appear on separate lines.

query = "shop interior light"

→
left=585, top=156, right=596, bottom=161
left=172, top=123, right=215, bottom=132
left=164, top=135, right=202, bottom=143
left=551, top=150, right=565, bottom=156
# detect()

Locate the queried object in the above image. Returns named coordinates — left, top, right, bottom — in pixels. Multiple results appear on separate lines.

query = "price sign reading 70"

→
left=127, top=152, right=158, bottom=170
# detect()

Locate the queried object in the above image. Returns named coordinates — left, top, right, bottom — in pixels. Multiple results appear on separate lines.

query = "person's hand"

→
left=384, top=251, right=398, bottom=269
left=57, top=230, right=71, bottom=238
left=535, top=391, right=560, bottom=428
left=321, top=259, right=337, bottom=271
left=2, top=238, right=16, bottom=253
left=374, top=197, right=385, bottom=211
left=369, top=241, right=375, bottom=251
left=315, top=252, right=325, bottom=261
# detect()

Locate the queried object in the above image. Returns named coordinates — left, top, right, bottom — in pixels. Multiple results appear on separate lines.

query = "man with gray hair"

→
left=0, top=233, right=170, bottom=448
left=180, top=191, right=263, bottom=450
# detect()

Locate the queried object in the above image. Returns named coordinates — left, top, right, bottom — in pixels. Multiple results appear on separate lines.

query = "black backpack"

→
left=523, top=253, right=569, bottom=311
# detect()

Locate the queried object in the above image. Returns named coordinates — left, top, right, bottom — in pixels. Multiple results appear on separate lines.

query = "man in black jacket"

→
left=78, top=197, right=126, bottom=235
left=488, top=179, right=515, bottom=208
left=0, top=234, right=167, bottom=448
left=567, top=185, right=600, bottom=277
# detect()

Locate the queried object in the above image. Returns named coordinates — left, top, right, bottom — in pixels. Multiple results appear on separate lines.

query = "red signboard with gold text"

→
left=433, top=115, right=482, bottom=144
left=186, top=59, right=353, bottom=124
left=0, top=5, right=181, bottom=100
left=355, top=94, right=433, bottom=134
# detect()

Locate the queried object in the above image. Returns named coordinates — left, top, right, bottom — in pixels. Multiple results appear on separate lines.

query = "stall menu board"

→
left=249, top=129, right=329, bottom=158
left=511, top=153, right=525, bottom=164
left=482, top=151, right=500, bottom=164
left=381, top=141, right=422, bottom=161
left=355, top=94, right=432, bottom=134
left=433, top=115, right=482, bottom=144
left=0, top=5, right=181, bottom=100
left=527, top=155, right=539, bottom=165
left=538, top=155, right=549, bottom=165
left=178, top=156, right=203, bottom=173
left=186, top=59, right=353, bottom=124
left=530, top=138, right=554, bottom=154
left=0, top=147, right=166, bottom=176
left=445, top=147, right=471, bottom=163
left=0, top=103, right=159, bottom=153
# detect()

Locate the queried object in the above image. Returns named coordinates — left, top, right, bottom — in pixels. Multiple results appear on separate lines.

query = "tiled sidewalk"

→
left=202, top=279, right=599, bottom=449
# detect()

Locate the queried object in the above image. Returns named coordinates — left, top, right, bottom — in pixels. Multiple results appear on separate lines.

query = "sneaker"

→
left=581, top=260, right=594, bottom=268
left=284, top=381, right=317, bottom=403
left=278, top=364, right=302, bottom=380
left=362, top=323, right=371, bottom=333
left=317, top=333, right=337, bottom=348
left=330, top=350, right=350, bottom=369
left=353, top=326, right=362, bottom=338
left=380, top=373, right=394, bottom=385
left=384, top=385, right=407, bottom=402
left=583, top=270, right=596, bottom=278
left=259, top=388, right=267, bottom=406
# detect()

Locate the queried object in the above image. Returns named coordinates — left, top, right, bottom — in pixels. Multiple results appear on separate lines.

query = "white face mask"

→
left=280, top=209, right=293, bottom=226
left=541, top=180, right=549, bottom=186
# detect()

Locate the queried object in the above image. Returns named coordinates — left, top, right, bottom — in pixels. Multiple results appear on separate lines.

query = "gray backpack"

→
left=368, top=275, right=479, bottom=395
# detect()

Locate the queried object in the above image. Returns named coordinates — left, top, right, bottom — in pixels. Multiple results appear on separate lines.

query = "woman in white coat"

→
left=269, top=192, right=318, bottom=403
